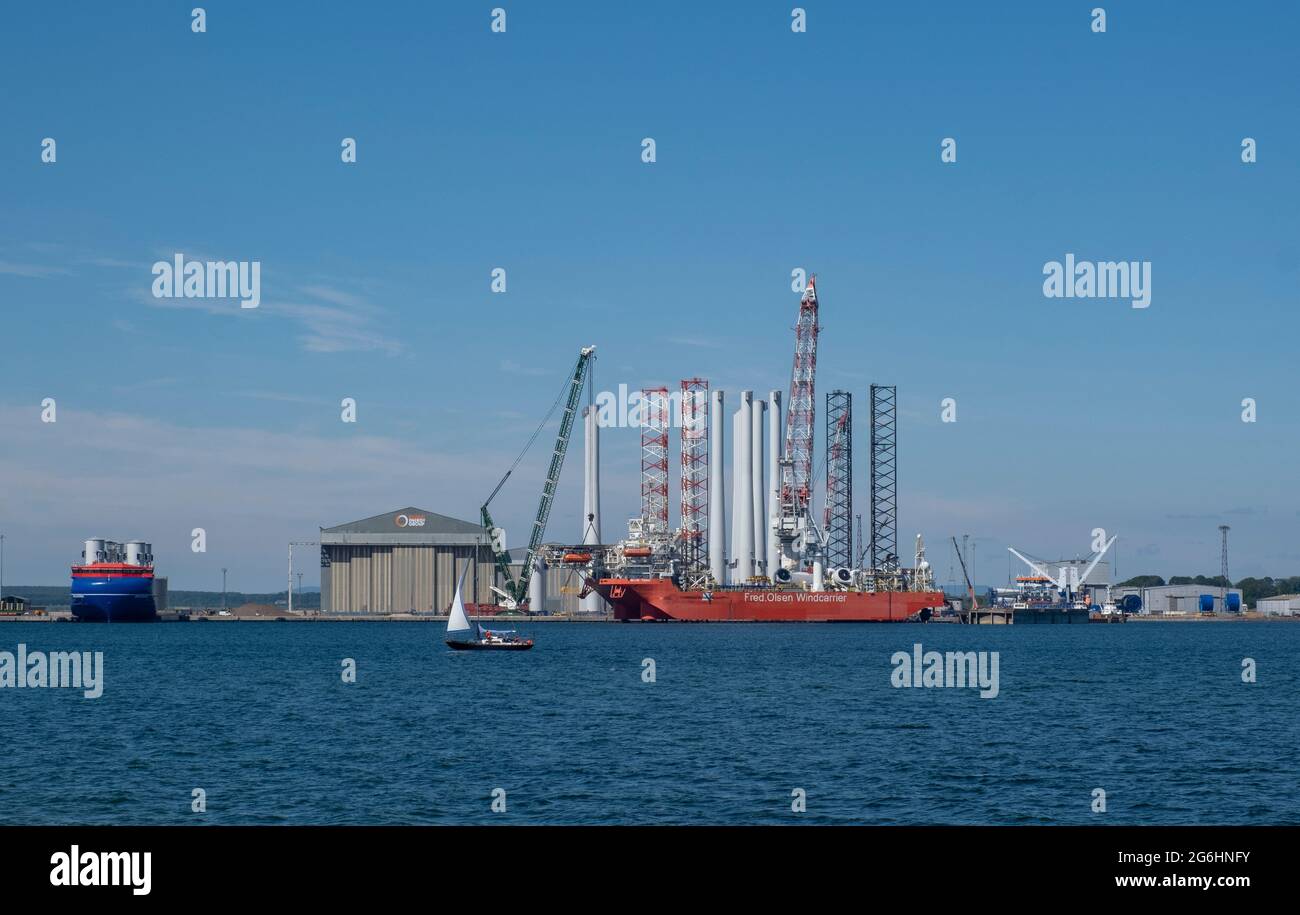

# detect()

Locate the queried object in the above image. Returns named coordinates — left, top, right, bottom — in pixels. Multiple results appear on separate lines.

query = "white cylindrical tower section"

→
left=529, top=555, right=547, bottom=614
left=734, top=392, right=755, bottom=581
left=125, top=540, right=151, bottom=567
left=582, top=405, right=601, bottom=546
left=766, top=390, right=781, bottom=579
left=83, top=538, right=107, bottom=564
left=730, top=408, right=741, bottom=584
left=708, top=390, right=727, bottom=584
left=582, top=405, right=602, bottom=613
left=751, top=397, right=766, bottom=576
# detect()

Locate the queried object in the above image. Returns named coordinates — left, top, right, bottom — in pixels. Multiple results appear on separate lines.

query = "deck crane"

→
left=952, top=536, right=978, bottom=610
left=481, top=345, right=596, bottom=611
left=1008, top=534, right=1117, bottom=603
left=774, top=275, right=821, bottom=572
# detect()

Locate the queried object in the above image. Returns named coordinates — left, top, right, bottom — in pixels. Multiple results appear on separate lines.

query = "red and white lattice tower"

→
left=640, top=387, right=671, bottom=534
left=782, top=275, right=820, bottom=518
left=679, top=378, right=709, bottom=570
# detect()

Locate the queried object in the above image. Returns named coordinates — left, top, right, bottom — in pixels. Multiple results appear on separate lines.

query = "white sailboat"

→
left=445, top=564, right=533, bottom=651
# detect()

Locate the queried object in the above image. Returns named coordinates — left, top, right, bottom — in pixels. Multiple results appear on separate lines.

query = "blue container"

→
left=1198, top=594, right=1215, bottom=613
left=1120, top=594, right=1142, bottom=613
left=1226, top=593, right=1242, bottom=613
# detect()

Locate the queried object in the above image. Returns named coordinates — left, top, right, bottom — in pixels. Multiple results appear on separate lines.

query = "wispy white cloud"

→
left=297, top=284, right=366, bottom=309
left=272, top=300, right=403, bottom=355
left=110, top=377, right=182, bottom=394
left=126, top=256, right=404, bottom=354
left=81, top=256, right=140, bottom=269
left=499, top=359, right=550, bottom=377
left=0, top=403, right=509, bottom=587
left=0, top=261, right=69, bottom=278
left=663, top=336, right=724, bottom=349
left=230, top=389, right=332, bottom=406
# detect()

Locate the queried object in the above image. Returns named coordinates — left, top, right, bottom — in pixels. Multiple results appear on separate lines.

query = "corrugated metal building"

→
left=1111, top=583, right=1243, bottom=615
left=320, top=507, right=497, bottom=613
left=1257, top=594, right=1300, bottom=616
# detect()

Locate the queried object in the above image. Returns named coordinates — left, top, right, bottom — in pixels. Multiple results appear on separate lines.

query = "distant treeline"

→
left=1116, top=575, right=1299, bottom=608
left=4, top=586, right=321, bottom=610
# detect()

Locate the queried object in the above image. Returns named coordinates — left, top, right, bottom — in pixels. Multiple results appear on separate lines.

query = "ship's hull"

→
left=70, top=567, right=157, bottom=622
left=596, top=578, right=945, bottom=622
left=1013, top=607, right=1090, bottom=624
left=446, top=639, right=534, bottom=651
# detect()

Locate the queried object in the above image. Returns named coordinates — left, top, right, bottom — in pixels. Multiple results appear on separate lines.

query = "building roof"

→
left=1115, top=584, right=1239, bottom=595
left=1259, top=594, right=1300, bottom=601
left=321, top=507, right=490, bottom=546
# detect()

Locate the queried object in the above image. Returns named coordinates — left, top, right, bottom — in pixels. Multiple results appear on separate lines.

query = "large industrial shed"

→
left=1111, top=583, right=1244, bottom=615
left=1257, top=594, right=1300, bottom=616
left=320, top=507, right=498, bottom=613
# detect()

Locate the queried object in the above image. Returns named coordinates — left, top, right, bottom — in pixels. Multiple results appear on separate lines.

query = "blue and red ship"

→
left=71, top=538, right=158, bottom=622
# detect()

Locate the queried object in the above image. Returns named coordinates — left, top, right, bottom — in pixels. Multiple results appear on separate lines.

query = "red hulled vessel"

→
left=595, top=576, right=945, bottom=622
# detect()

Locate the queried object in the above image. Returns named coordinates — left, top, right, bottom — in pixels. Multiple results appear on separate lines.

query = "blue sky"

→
left=1, top=1, right=1297, bottom=590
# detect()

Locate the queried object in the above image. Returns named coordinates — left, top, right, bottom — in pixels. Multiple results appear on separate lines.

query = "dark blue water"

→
left=1, top=621, right=1296, bottom=824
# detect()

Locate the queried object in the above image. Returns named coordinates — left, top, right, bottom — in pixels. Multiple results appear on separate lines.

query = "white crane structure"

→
left=1007, top=534, right=1117, bottom=602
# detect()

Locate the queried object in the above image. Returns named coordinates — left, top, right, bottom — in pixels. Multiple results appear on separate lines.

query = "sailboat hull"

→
left=445, top=639, right=534, bottom=651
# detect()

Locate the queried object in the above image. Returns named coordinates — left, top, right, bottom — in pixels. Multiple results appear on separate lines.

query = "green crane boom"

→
left=481, top=345, right=596, bottom=610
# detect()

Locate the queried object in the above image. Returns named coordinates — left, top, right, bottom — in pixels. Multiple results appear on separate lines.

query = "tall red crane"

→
left=781, top=275, right=820, bottom=522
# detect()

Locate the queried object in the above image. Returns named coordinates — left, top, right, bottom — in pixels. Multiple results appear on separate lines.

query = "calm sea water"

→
left=0, top=621, right=1296, bottom=825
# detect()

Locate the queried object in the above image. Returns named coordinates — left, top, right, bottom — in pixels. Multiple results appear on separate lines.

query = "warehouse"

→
left=320, top=507, right=498, bottom=614
left=1111, top=583, right=1244, bottom=615
left=1257, top=594, right=1300, bottom=616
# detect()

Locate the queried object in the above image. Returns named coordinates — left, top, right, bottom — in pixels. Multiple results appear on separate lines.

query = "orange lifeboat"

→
left=562, top=552, right=592, bottom=563
left=623, top=547, right=652, bottom=558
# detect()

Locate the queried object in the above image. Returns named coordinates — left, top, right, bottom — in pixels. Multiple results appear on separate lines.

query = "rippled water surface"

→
left=1, top=621, right=1296, bottom=824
